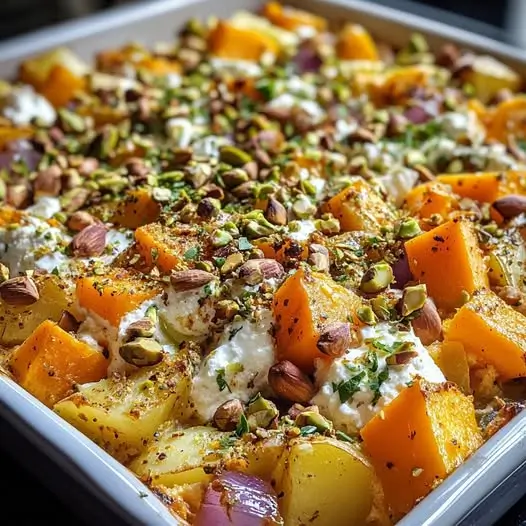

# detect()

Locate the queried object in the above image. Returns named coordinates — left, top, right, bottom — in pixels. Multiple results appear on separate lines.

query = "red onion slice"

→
left=194, top=471, right=282, bottom=526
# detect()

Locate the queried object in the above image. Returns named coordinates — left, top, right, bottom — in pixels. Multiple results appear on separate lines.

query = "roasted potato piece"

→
left=131, top=427, right=287, bottom=486
left=272, top=437, right=390, bottom=526
left=461, top=55, right=521, bottom=104
left=54, top=355, right=191, bottom=462
left=0, top=273, right=71, bottom=347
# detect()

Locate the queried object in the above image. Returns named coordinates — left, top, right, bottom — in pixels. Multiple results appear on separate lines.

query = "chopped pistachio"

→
left=360, top=262, right=394, bottom=293
left=211, top=229, right=233, bottom=247
left=357, top=306, right=378, bottom=325
left=398, top=218, right=421, bottom=239
left=219, top=145, right=252, bottom=167
left=401, top=284, right=427, bottom=316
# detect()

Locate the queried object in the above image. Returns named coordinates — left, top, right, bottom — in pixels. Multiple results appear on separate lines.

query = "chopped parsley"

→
left=332, top=371, right=366, bottom=403
left=215, top=368, right=231, bottom=393
left=235, top=414, right=249, bottom=437
left=300, top=425, right=318, bottom=437
left=219, top=435, right=238, bottom=449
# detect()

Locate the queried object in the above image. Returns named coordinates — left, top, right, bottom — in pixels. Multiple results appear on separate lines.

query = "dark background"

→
left=0, top=0, right=524, bottom=524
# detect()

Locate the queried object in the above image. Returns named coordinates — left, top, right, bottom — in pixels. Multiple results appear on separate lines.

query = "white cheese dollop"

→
left=313, top=323, right=445, bottom=435
left=0, top=217, right=67, bottom=275
left=192, top=135, right=232, bottom=159
left=2, top=85, right=56, bottom=126
left=26, top=196, right=61, bottom=219
left=191, top=310, right=275, bottom=422
left=210, top=58, right=263, bottom=78
left=165, top=118, right=194, bottom=147
left=378, top=168, right=419, bottom=206
left=437, top=111, right=485, bottom=145
left=266, top=93, right=325, bottom=124
left=288, top=219, right=316, bottom=241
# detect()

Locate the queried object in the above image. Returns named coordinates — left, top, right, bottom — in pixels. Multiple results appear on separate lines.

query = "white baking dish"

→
left=0, top=1, right=525, bottom=524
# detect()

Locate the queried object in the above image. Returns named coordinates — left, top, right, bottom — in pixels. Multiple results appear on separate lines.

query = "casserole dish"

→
left=0, top=0, right=526, bottom=524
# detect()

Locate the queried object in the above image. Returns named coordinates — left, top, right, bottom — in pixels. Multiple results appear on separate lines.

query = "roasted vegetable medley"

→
left=2, top=2, right=526, bottom=524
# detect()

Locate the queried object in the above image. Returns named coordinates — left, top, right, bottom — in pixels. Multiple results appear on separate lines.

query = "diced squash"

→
left=445, top=289, right=526, bottom=381
left=487, top=97, right=526, bottom=143
left=0, top=206, right=23, bottom=226
left=262, top=2, right=327, bottom=32
left=498, top=170, right=526, bottom=196
left=461, top=56, right=521, bottom=104
left=54, top=355, right=191, bottom=462
left=0, top=273, right=72, bottom=347
left=405, top=219, right=488, bottom=312
left=10, top=320, right=107, bottom=407
left=110, top=189, right=161, bottom=229
left=324, top=177, right=396, bottom=233
left=135, top=223, right=203, bottom=273
left=76, top=269, right=160, bottom=326
left=0, top=126, right=33, bottom=148
left=336, top=24, right=379, bottom=61
left=404, top=181, right=459, bottom=221
left=435, top=173, right=501, bottom=203
left=361, top=380, right=482, bottom=520
left=428, top=341, right=471, bottom=395
left=272, top=268, right=363, bottom=373
left=273, top=437, right=390, bottom=526
left=374, top=65, right=434, bottom=105
left=255, top=235, right=308, bottom=263
left=19, top=48, right=88, bottom=107
left=208, top=20, right=280, bottom=61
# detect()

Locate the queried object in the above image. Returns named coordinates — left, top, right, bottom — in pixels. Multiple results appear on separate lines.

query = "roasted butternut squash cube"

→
left=428, top=341, right=471, bottom=395
left=324, top=178, right=396, bottom=233
left=19, top=47, right=88, bottom=107
left=336, top=24, right=379, bottom=61
left=445, top=289, right=526, bottom=381
left=76, top=269, right=160, bottom=326
left=435, top=173, right=501, bottom=204
left=405, top=219, right=488, bottom=312
left=110, top=189, right=161, bottom=229
left=361, top=380, right=482, bottom=520
left=135, top=223, right=203, bottom=273
left=272, top=268, right=363, bottom=373
left=208, top=20, right=280, bottom=61
left=487, top=97, right=526, bottom=143
left=262, top=2, right=327, bottom=32
left=10, top=320, right=108, bottom=407
left=404, top=181, right=459, bottom=222
left=55, top=355, right=191, bottom=462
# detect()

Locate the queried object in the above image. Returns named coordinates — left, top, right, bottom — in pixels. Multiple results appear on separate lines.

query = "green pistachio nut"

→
left=401, top=284, right=427, bottom=316
left=360, top=262, right=394, bottom=293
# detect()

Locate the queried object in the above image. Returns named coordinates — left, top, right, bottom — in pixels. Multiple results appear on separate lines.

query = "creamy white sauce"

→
left=288, top=219, right=316, bottom=241
left=0, top=217, right=67, bottom=275
left=437, top=111, right=485, bottom=145
left=165, top=118, right=194, bottom=147
left=210, top=58, right=263, bottom=77
left=378, top=168, right=419, bottom=206
left=2, top=85, right=56, bottom=126
left=192, top=135, right=232, bottom=159
left=26, top=196, right=61, bottom=219
left=313, top=323, right=445, bottom=435
left=190, top=309, right=275, bottom=422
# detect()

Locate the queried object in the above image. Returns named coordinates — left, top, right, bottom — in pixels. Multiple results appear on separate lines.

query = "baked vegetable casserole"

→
left=1, top=3, right=526, bottom=524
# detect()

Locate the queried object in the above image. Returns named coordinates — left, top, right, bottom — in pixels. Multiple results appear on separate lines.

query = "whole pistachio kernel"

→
left=401, top=284, right=428, bottom=316
left=398, top=218, right=421, bottom=239
left=295, top=410, right=333, bottom=434
left=222, top=168, right=249, bottom=189
left=360, top=262, right=394, bottom=293
left=119, top=338, right=164, bottom=367
left=219, top=145, right=252, bottom=167
left=356, top=306, right=377, bottom=325
left=211, top=229, right=233, bottom=247
left=197, top=197, right=221, bottom=218
left=220, top=252, right=244, bottom=275
left=246, top=393, right=279, bottom=430
left=292, top=194, right=316, bottom=219
left=314, top=216, right=340, bottom=235
left=265, top=196, right=287, bottom=226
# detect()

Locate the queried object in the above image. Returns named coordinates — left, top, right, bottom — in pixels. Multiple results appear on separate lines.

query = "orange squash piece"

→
left=435, top=173, right=500, bottom=203
left=262, top=2, right=327, bottom=32
left=445, top=289, right=526, bottom=381
left=10, top=320, right=108, bottom=407
left=404, top=181, right=459, bottom=221
left=38, top=65, right=86, bottom=108
left=428, top=341, right=471, bottom=395
left=487, top=97, right=526, bottom=143
left=324, top=178, right=396, bottom=233
left=135, top=223, right=203, bottom=274
left=336, top=24, right=379, bottom=61
left=208, top=20, right=280, bottom=61
left=110, top=189, right=161, bottom=229
left=255, top=235, right=309, bottom=263
left=405, top=219, right=488, bottom=312
left=0, top=126, right=33, bottom=148
left=76, top=269, right=160, bottom=327
left=272, top=268, right=363, bottom=373
left=361, top=380, right=482, bottom=520
left=375, top=66, right=432, bottom=106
